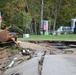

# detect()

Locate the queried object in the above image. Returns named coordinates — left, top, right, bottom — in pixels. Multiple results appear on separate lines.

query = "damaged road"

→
left=3, top=57, right=39, bottom=75
left=2, top=41, right=76, bottom=75
left=42, top=55, right=76, bottom=75
left=3, top=55, right=76, bottom=75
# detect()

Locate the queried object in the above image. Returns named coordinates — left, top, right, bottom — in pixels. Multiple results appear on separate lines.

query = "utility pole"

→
left=40, top=0, right=44, bottom=35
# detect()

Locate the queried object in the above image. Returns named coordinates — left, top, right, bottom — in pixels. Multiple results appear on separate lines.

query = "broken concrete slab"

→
left=19, top=42, right=48, bottom=52
left=42, top=55, right=76, bottom=75
left=0, top=71, right=2, bottom=75
left=3, top=57, right=39, bottom=75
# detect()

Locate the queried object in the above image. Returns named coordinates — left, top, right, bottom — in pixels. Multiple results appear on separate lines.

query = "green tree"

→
left=0, top=0, right=76, bottom=35
left=0, top=0, right=32, bottom=34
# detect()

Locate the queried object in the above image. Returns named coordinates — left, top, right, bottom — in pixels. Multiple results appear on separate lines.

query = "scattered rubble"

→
left=21, top=48, right=32, bottom=56
left=0, top=40, right=76, bottom=75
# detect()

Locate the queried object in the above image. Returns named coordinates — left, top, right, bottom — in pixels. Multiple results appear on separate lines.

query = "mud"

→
left=0, top=41, right=76, bottom=75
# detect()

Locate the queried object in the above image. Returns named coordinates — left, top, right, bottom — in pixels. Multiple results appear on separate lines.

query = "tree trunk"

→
left=34, top=0, right=37, bottom=35
left=40, top=0, right=44, bottom=35
left=53, top=11, right=58, bottom=34
left=53, top=0, right=59, bottom=35
left=30, top=23, right=34, bottom=34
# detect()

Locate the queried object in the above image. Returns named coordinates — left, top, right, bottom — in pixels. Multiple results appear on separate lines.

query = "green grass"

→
left=18, top=34, right=76, bottom=41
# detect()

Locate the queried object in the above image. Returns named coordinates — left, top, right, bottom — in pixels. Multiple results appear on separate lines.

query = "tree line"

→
left=0, top=0, right=76, bottom=35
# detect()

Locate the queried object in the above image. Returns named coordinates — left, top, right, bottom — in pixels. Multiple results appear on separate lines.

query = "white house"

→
left=57, top=18, right=76, bottom=33
left=71, top=18, right=76, bottom=32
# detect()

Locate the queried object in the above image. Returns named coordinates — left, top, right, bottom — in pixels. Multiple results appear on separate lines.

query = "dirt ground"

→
left=0, top=41, right=76, bottom=75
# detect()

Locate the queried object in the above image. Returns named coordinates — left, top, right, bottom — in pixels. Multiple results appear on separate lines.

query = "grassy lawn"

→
left=18, top=34, right=76, bottom=41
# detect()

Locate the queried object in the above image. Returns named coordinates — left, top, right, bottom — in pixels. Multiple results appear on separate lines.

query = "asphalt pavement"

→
left=3, top=55, right=76, bottom=75
left=3, top=57, right=39, bottom=75
left=42, top=55, right=76, bottom=75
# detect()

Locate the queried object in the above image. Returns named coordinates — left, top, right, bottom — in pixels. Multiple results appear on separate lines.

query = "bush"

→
left=9, top=25, right=23, bottom=35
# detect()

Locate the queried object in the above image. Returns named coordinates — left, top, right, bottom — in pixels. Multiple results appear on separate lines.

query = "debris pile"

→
left=0, top=26, right=18, bottom=47
left=0, top=39, right=76, bottom=75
